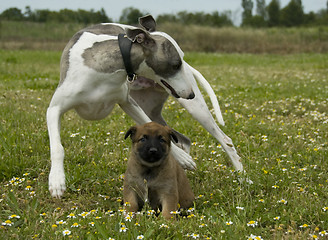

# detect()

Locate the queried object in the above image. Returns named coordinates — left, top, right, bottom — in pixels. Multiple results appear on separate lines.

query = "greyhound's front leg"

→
left=119, top=97, right=196, bottom=170
left=47, top=106, right=66, bottom=198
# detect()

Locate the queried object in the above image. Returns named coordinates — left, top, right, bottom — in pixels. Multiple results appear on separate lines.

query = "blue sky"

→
left=0, top=0, right=326, bottom=25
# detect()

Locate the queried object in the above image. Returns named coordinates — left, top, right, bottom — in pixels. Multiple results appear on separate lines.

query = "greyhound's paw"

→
left=49, top=170, right=66, bottom=198
left=171, top=143, right=196, bottom=170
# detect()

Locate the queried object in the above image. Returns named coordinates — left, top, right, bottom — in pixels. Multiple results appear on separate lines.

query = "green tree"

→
left=241, top=0, right=267, bottom=27
left=0, top=7, right=24, bottom=21
left=242, top=0, right=254, bottom=25
left=77, top=9, right=93, bottom=24
left=313, top=9, right=328, bottom=26
left=256, top=0, right=268, bottom=19
left=280, top=0, right=304, bottom=27
left=246, top=15, right=267, bottom=27
left=96, top=8, right=111, bottom=23
left=0, top=7, right=110, bottom=24
left=267, top=0, right=280, bottom=26
left=57, top=9, right=78, bottom=22
left=157, top=14, right=177, bottom=24
left=303, top=11, right=316, bottom=25
left=157, top=11, right=233, bottom=27
left=211, top=11, right=233, bottom=27
left=177, top=11, right=194, bottom=24
left=119, top=7, right=146, bottom=25
left=34, top=9, right=52, bottom=22
left=24, top=6, right=35, bottom=21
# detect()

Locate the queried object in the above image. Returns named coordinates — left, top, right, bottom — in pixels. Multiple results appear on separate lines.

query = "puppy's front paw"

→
left=238, top=176, right=254, bottom=185
left=49, top=170, right=66, bottom=198
left=246, top=178, right=254, bottom=184
left=171, top=144, right=196, bottom=170
left=237, top=171, right=253, bottom=185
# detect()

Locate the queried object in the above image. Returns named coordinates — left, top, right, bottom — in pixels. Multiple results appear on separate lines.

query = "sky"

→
left=0, top=0, right=326, bottom=25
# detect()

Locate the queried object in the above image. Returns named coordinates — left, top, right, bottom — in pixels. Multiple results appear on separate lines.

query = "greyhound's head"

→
left=126, top=15, right=195, bottom=100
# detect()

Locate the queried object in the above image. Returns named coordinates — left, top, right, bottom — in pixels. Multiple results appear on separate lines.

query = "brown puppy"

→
left=123, top=122, right=194, bottom=219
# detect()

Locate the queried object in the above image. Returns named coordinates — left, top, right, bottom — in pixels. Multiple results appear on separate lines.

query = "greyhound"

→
left=47, top=15, right=245, bottom=198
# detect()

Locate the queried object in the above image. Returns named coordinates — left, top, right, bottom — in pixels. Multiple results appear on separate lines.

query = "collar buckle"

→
left=127, top=74, right=137, bottom=83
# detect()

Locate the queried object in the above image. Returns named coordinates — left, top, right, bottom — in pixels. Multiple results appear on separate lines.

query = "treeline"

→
left=0, top=6, right=233, bottom=27
left=0, top=6, right=110, bottom=24
left=0, top=1, right=328, bottom=27
left=157, top=11, right=233, bottom=27
left=241, top=0, right=328, bottom=27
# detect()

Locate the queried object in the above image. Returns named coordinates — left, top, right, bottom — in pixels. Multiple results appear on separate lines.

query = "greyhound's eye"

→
left=172, top=60, right=182, bottom=70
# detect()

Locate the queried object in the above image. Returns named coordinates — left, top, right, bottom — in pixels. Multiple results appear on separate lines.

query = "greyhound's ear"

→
left=139, top=15, right=156, bottom=32
left=125, top=28, right=155, bottom=47
left=124, top=126, right=137, bottom=140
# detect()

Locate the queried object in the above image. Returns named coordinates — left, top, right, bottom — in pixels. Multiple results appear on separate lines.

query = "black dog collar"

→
left=118, top=33, right=137, bottom=82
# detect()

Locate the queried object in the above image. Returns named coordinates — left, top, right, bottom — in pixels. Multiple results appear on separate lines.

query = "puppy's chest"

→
left=141, top=168, right=159, bottom=182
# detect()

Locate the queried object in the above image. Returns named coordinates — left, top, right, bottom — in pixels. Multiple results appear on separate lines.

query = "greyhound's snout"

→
left=160, top=79, right=195, bottom=100
left=188, top=92, right=195, bottom=100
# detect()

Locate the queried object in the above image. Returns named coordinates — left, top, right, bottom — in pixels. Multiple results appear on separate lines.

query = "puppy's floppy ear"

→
left=170, top=132, right=178, bottom=143
left=165, top=127, right=178, bottom=143
left=124, top=126, right=137, bottom=140
left=125, top=28, right=155, bottom=48
left=164, top=126, right=178, bottom=143
left=139, top=15, right=156, bottom=32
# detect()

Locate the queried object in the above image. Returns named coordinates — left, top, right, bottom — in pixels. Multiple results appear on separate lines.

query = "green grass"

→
left=0, top=50, right=327, bottom=239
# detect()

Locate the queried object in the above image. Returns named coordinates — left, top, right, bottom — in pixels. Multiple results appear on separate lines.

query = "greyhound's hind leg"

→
left=119, top=96, right=152, bottom=125
left=129, top=88, right=168, bottom=125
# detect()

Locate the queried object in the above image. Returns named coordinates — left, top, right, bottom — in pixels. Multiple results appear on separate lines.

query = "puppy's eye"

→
left=138, top=136, right=147, bottom=142
left=159, top=136, right=166, bottom=143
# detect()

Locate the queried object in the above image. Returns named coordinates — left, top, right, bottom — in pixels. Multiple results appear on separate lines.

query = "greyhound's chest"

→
left=72, top=77, right=129, bottom=120
left=61, top=31, right=133, bottom=121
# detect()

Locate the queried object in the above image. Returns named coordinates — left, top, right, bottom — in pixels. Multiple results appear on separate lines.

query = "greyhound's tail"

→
left=188, top=64, right=225, bottom=126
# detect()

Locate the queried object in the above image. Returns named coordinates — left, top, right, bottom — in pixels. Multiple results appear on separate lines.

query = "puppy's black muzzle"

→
left=138, top=138, right=167, bottom=164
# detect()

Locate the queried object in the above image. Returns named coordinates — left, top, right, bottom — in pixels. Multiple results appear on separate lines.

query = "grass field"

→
left=0, top=49, right=327, bottom=239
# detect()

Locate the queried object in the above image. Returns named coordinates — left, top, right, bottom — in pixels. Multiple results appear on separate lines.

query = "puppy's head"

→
left=125, top=122, right=178, bottom=167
